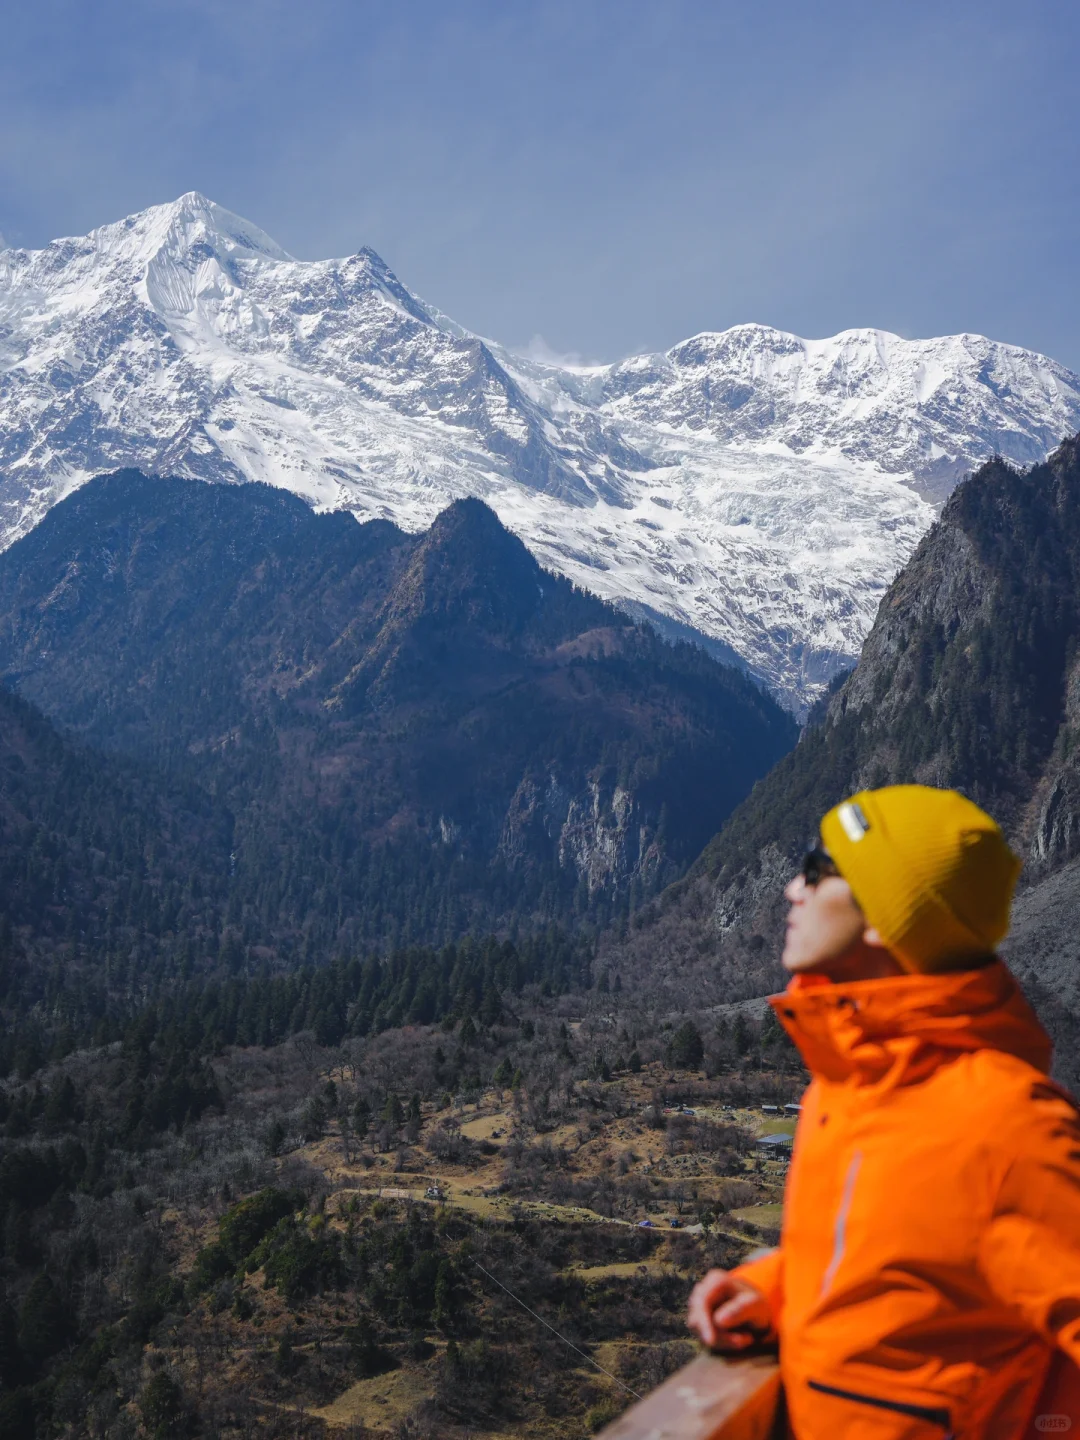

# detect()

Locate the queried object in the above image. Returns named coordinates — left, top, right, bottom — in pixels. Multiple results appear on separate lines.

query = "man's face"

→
left=781, top=866, right=871, bottom=973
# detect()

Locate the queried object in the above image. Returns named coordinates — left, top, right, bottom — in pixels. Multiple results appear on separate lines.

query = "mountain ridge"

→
left=0, top=470, right=797, bottom=949
left=595, top=435, right=1080, bottom=1083
left=3, top=193, right=1079, bottom=706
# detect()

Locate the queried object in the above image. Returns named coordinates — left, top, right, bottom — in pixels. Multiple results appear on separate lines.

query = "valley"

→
left=0, top=980, right=798, bottom=1438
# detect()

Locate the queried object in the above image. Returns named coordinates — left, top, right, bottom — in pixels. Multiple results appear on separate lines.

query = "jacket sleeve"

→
left=978, top=1080, right=1080, bottom=1365
left=730, top=1246, right=784, bottom=1331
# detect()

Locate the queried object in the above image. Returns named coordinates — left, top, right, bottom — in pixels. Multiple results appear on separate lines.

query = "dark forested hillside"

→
left=0, top=471, right=795, bottom=959
left=0, top=668, right=604, bottom=1068
left=598, top=436, right=1080, bottom=1080
left=0, top=686, right=237, bottom=1052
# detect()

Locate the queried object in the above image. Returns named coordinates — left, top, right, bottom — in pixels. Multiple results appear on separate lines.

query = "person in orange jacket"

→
left=687, top=785, right=1080, bottom=1439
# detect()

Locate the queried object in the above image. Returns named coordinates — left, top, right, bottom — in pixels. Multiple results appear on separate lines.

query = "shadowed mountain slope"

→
left=0, top=471, right=796, bottom=950
left=0, top=684, right=237, bottom=1036
left=598, top=436, right=1080, bottom=1083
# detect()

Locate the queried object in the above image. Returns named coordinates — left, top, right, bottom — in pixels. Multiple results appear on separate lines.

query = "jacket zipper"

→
left=807, top=1378, right=953, bottom=1432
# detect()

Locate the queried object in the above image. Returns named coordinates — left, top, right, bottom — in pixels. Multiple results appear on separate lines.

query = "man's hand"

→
left=687, top=1269, right=772, bottom=1351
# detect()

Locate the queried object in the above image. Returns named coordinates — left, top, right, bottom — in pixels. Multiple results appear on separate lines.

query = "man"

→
left=688, top=785, right=1080, bottom=1438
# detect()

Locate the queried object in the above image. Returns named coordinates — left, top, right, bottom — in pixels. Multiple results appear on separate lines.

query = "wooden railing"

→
left=596, top=1352, right=782, bottom=1440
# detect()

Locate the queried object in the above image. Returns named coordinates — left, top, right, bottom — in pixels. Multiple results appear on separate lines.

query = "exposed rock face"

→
left=1004, top=857, right=1080, bottom=1013
left=712, top=844, right=794, bottom=937
left=558, top=781, right=660, bottom=895
left=3, top=193, right=1080, bottom=706
left=498, top=773, right=661, bottom=895
left=0, top=470, right=796, bottom=939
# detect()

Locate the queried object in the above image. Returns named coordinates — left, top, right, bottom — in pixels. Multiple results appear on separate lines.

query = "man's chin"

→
left=782, top=943, right=842, bottom=975
left=781, top=946, right=815, bottom=973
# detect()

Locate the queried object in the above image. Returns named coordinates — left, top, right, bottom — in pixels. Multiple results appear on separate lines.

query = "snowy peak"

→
left=96, top=191, right=296, bottom=268
left=1, top=195, right=1079, bottom=710
left=601, top=323, right=1080, bottom=501
left=350, top=244, right=436, bottom=325
left=1, top=193, right=294, bottom=310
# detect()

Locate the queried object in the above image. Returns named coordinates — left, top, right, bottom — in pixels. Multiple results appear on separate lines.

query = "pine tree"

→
left=433, top=1258, right=456, bottom=1331
left=139, top=1373, right=185, bottom=1438
left=18, top=1273, right=71, bottom=1368
left=0, top=1290, right=23, bottom=1388
left=667, top=1021, right=704, bottom=1071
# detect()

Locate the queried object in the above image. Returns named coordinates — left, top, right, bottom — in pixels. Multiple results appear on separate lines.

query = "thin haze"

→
left=1, top=0, right=1078, bottom=367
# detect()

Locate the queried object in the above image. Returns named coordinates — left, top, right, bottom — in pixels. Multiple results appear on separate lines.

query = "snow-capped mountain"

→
left=2, top=192, right=1078, bottom=708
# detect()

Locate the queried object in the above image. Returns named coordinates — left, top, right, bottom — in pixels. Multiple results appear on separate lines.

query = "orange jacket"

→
left=733, top=962, right=1080, bottom=1439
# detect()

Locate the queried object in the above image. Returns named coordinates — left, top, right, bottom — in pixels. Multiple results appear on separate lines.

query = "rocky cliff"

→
left=599, top=435, right=1080, bottom=1080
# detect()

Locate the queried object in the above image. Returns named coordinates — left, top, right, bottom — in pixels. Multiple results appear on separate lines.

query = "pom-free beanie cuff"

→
left=820, top=786, right=1021, bottom=974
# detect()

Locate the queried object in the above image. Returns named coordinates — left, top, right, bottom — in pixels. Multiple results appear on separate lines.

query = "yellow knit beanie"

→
left=819, top=785, right=1021, bottom=973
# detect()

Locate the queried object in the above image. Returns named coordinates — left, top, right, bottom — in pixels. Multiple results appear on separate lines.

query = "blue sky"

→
left=2, top=0, right=1078, bottom=366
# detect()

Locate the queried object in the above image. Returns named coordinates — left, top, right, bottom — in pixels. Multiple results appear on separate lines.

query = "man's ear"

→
left=862, top=926, right=886, bottom=949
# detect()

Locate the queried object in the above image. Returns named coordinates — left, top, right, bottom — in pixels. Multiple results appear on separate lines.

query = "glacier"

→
left=2, top=191, right=1079, bottom=710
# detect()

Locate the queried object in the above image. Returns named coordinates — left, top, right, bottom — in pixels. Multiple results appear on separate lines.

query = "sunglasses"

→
left=800, top=846, right=839, bottom=887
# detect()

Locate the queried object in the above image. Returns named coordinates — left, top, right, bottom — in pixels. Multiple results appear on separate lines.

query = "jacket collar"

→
left=770, top=960, right=1052, bottom=1087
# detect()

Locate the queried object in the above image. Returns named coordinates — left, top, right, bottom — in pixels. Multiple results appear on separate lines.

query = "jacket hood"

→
left=770, top=960, right=1052, bottom=1086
